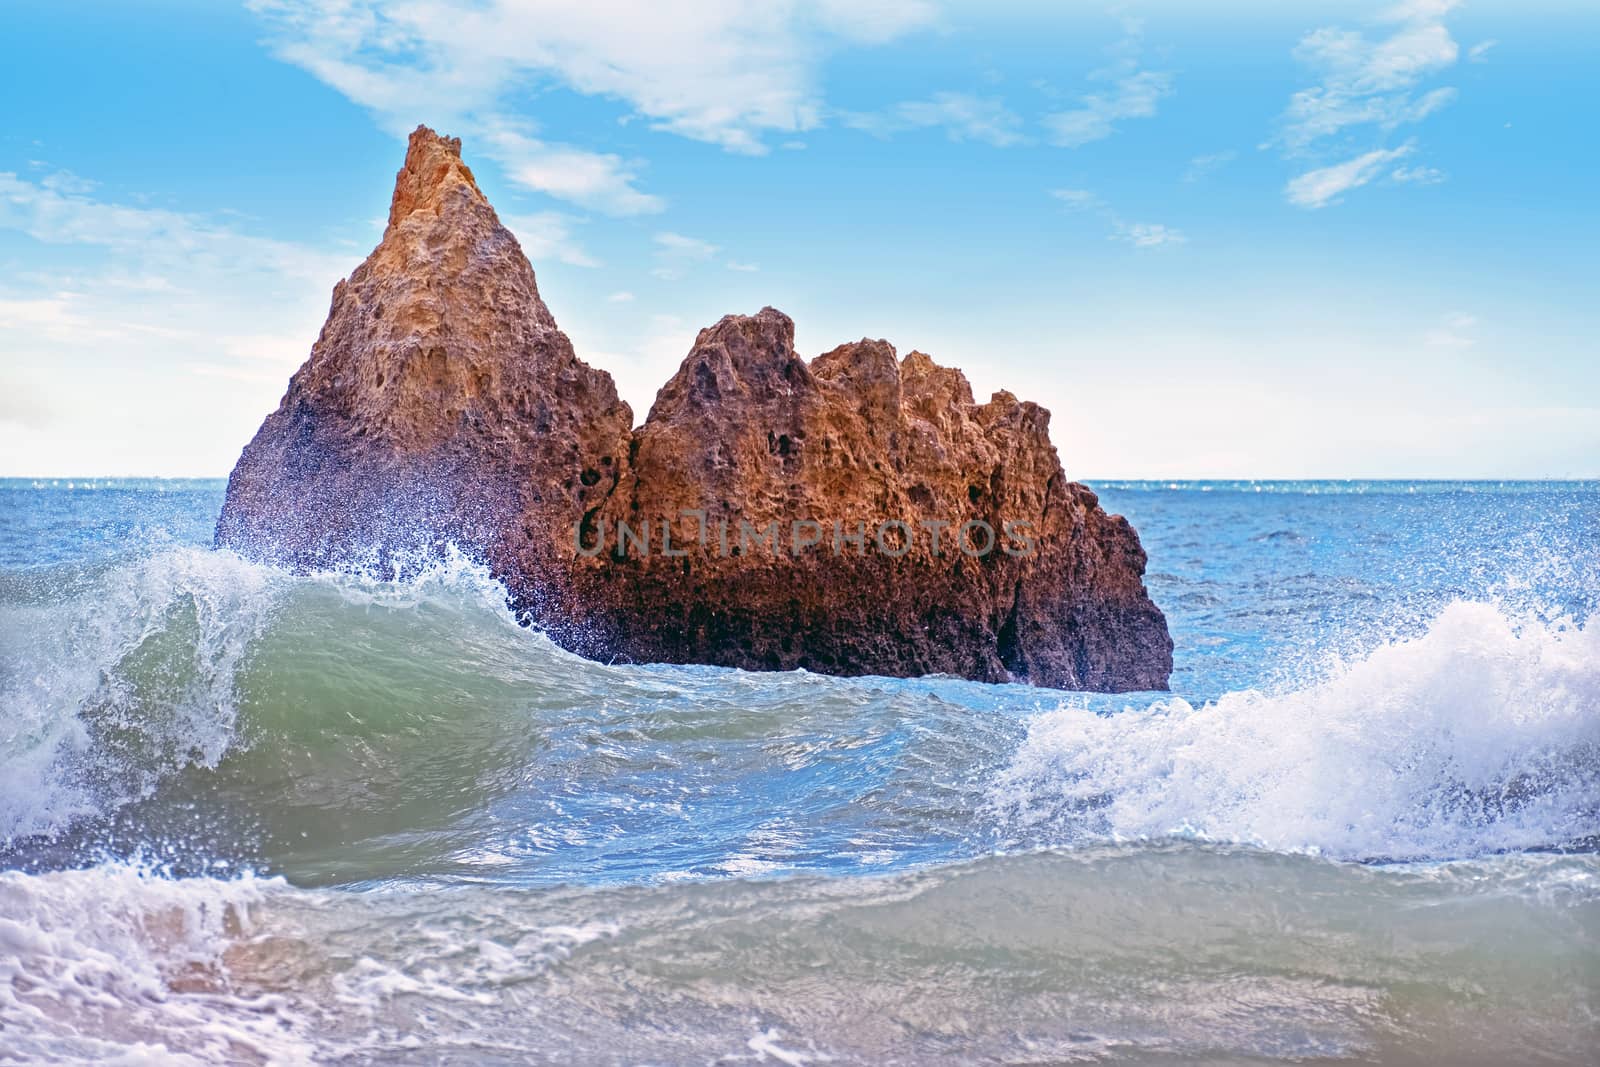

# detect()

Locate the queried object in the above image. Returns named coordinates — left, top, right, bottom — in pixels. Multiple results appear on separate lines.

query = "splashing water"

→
left=992, top=601, right=1600, bottom=859
left=0, top=478, right=1596, bottom=1063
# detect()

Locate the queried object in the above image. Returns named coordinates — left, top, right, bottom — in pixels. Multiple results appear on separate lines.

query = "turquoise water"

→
left=0, top=480, right=1596, bottom=1063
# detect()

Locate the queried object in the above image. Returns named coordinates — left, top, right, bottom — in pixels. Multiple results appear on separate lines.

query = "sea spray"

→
left=0, top=548, right=280, bottom=844
left=2, top=480, right=1598, bottom=1064
left=990, top=600, right=1600, bottom=859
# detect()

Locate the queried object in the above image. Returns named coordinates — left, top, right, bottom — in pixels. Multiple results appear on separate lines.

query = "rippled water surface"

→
left=1, top=478, right=1596, bottom=1064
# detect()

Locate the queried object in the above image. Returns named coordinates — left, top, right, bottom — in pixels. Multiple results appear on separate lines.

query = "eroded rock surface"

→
left=218, top=127, right=1172, bottom=692
left=215, top=127, right=633, bottom=613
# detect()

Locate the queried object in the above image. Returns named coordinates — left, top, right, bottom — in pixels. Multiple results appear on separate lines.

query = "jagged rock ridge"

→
left=218, top=127, right=1172, bottom=692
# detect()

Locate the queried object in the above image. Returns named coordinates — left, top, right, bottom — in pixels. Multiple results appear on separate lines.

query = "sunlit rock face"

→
left=218, top=127, right=1171, bottom=692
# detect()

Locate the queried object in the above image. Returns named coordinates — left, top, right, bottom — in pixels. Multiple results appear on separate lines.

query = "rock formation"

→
left=218, top=126, right=1172, bottom=692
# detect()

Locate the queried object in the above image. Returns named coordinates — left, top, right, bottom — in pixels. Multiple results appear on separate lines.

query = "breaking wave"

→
left=0, top=546, right=588, bottom=864
left=992, top=601, right=1600, bottom=860
left=1, top=545, right=1597, bottom=873
left=2, top=479, right=1597, bottom=1064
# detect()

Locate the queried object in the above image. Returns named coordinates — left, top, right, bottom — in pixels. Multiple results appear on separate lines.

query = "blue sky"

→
left=2, top=0, right=1596, bottom=477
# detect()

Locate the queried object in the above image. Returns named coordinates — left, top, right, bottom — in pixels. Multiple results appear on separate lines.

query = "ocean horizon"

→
left=6, top=1, right=1599, bottom=1060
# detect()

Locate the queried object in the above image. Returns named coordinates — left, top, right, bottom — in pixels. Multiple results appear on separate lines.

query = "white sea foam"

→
left=0, top=862, right=313, bottom=1064
left=0, top=547, right=281, bottom=843
left=0, top=543, right=557, bottom=847
left=0, top=845, right=1596, bottom=1064
left=991, top=601, right=1600, bottom=860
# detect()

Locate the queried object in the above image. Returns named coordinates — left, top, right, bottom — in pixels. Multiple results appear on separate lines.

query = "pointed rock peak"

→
left=900, top=350, right=976, bottom=416
left=387, top=125, right=486, bottom=229
left=813, top=338, right=900, bottom=383
left=218, top=127, right=1172, bottom=693
left=693, top=307, right=802, bottom=377
left=695, top=306, right=794, bottom=349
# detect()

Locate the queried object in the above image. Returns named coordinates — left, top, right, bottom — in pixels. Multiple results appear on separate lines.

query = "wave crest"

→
left=0, top=545, right=550, bottom=850
left=991, top=601, right=1600, bottom=860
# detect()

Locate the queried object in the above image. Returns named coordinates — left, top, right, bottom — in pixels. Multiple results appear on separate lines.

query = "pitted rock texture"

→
left=214, top=127, right=633, bottom=610
left=218, top=126, right=1172, bottom=692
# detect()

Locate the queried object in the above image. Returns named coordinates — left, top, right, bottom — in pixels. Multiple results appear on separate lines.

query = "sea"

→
left=0, top=478, right=1595, bottom=1065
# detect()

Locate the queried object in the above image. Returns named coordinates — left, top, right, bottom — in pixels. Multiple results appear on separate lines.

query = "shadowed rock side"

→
left=218, top=126, right=1172, bottom=692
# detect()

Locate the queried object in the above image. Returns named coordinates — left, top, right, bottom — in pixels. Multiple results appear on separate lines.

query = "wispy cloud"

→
left=1392, top=163, right=1446, bottom=185
left=0, top=170, right=345, bottom=283
left=502, top=211, right=600, bottom=268
left=1183, top=150, right=1237, bottom=183
left=482, top=128, right=662, bottom=216
left=1115, top=221, right=1186, bottom=247
left=0, top=168, right=343, bottom=473
left=726, top=260, right=760, bottom=273
left=1467, top=39, right=1498, bottom=62
left=1285, top=143, right=1413, bottom=209
left=651, top=231, right=719, bottom=280
left=247, top=0, right=938, bottom=178
left=843, top=91, right=1026, bottom=147
left=655, top=232, right=718, bottom=257
left=1042, top=18, right=1173, bottom=147
left=812, top=0, right=938, bottom=44
left=1050, top=188, right=1185, bottom=247
left=1050, top=188, right=1102, bottom=211
left=1277, top=0, right=1460, bottom=206
left=245, top=0, right=669, bottom=215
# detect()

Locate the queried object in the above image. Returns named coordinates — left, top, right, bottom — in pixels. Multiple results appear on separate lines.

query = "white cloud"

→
left=813, top=0, right=938, bottom=44
left=655, top=232, right=718, bottom=257
left=0, top=170, right=345, bottom=283
left=38, top=171, right=99, bottom=196
left=1045, top=70, right=1172, bottom=147
left=1115, top=222, right=1186, bottom=247
left=1042, top=20, right=1173, bottom=147
left=1467, top=39, right=1498, bottom=63
left=1050, top=188, right=1102, bottom=211
left=844, top=92, right=1026, bottom=147
left=1183, top=150, right=1237, bottom=183
left=0, top=169, right=343, bottom=474
left=1050, top=188, right=1184, bottom=249
left=215, top=331, right=313, bottom=369
left=0, top=293, right=98, bottom=339
left=482, top=127, right=663, bottom=216
left=238, top=1, right=666, bottom=218
left=1278, top=0, right=1461, bottom=206
left=726, top=261, right=760, bottom=273
left=1285, top=143, right=1414, bottom=208
left=651, top=231, right=719, bottom=280
left=186, top=360, right=298, bottom=386
left=607, top=291, right=635, bottom=303
left=1296, top=14, right=1457, bottom=98
left=247, top=0, right=938, bottom=178
left=501, top=211, right=600, bottom=268
left=1282, top=83, right=1456, bottom=151
left=1392, top=163, right=1446, bottom=184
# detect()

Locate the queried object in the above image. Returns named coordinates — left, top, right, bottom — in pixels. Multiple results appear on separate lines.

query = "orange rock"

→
left=218, top=127, right=1171, bottom=692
